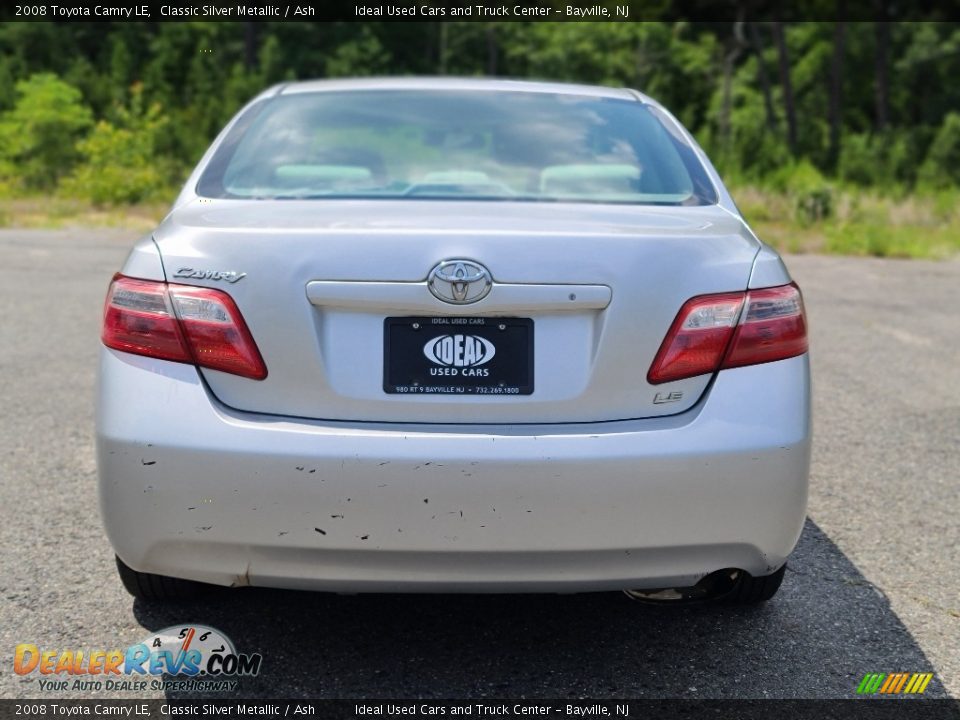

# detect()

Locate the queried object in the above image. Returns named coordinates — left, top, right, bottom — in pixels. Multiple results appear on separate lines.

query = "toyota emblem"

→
left=427, top=260, right=493, bottom=304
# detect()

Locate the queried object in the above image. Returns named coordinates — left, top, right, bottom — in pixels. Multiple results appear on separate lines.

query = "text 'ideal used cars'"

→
left=98, top=78, right=810, bottom=604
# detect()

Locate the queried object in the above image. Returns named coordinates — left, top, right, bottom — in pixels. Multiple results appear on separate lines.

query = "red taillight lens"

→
left=102, top=275, right=267, bottom=380
left=647, top=283, right=807, bottom=385
left=167, top=285, right=267, bottom=380
left=647, top=292, right=744, bottom=384
left=721, top=283, right=808, bottom=370
left=102, top=277, right=191, bottom=362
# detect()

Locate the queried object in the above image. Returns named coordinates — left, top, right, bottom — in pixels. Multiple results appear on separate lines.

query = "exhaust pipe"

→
left=624, top=568, right=742, bottom=605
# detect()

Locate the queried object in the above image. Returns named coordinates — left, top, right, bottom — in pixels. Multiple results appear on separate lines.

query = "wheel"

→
left=115, top=555, right=210, bottom=602
left=717, top=564, right=786, bottom=605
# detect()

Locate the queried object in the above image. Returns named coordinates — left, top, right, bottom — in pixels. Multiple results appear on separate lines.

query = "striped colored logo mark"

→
left=857, top=672, right=934, bottom=694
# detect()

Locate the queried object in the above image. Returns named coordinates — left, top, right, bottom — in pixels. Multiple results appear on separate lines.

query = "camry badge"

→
left=173, top=268, right=247, bottom=284
left=427, top=260, right=492, bottom=304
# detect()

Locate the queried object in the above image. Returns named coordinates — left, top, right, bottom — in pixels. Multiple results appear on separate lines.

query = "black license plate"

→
left=384, top=317, right=533, bottom=395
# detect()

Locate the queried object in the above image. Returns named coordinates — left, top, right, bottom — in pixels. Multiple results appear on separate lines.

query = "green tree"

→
left=61, top=85, right=172, bottom=205
left=0, top=20, right=958, bottom=203
left=325, top=26, right=391, bottom=77
left=918, top=112, right=960, bottom=190
left=0, top=73, right=93, bottom=191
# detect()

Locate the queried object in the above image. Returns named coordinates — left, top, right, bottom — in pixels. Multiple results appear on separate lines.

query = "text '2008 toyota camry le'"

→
left=97, top=78, right=810, bottom=604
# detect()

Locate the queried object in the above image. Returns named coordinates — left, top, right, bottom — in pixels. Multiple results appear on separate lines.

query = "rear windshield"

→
left=197, top=90, right=718, bottom=206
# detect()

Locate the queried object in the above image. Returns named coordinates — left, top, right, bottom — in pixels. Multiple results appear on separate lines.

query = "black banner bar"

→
left=2, top=1, right=960, bottom=23
left=1, top=700, right=960, bottom=720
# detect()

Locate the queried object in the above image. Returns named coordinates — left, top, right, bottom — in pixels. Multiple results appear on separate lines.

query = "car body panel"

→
left=150, top=201, right=761, bottom=423
left=98, top=349, right=810, bottom=592
left=120, top=234, right=166, bottom=281
left=748, top=243, right=793, bottom=288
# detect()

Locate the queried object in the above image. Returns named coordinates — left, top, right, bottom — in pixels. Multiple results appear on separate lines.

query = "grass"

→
left=2, top=189, right=959, bottom=260
left=732, top=186, right=960, bottom=259
left=0, top=197, right=169, bottom=233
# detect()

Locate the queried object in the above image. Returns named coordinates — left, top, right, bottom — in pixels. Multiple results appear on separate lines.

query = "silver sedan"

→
left=97, top=78, right=810, bottom=604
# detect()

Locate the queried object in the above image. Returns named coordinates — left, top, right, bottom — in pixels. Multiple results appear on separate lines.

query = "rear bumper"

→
left=97, top=350, right=811, bottom=593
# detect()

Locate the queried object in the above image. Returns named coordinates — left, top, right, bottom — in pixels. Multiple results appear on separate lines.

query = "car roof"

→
left=275, top=77, right=643, bottom=101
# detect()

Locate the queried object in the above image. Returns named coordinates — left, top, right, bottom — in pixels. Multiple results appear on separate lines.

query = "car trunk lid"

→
left=152, top=199, right=759, bottom=424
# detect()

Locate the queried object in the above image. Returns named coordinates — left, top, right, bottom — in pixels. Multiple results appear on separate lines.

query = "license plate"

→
left=384, top=317, right=533, bottom=395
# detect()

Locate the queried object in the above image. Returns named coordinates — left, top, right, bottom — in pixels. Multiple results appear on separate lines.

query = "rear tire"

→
left=718, top=564, right=786, bottom=605
left=115, top=556, right=210, bottom=602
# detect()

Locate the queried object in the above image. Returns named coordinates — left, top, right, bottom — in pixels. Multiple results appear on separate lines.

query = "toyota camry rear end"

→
left=97, top=78, right=810, bottom=604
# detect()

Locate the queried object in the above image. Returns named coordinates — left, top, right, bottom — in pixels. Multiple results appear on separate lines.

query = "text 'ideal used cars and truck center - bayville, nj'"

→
left=353, top=5, right=629, bottom=17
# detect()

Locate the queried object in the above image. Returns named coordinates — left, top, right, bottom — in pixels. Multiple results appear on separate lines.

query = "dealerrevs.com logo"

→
left=14, top=625, right=261, bottom=693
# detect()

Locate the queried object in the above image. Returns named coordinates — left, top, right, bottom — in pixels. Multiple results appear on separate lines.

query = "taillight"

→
left=722, top=284, right=808, bottom=370
left=647, top=283, right=807, bottom=385
left=647, top=293, right=745, bottom=385
left=102, top=274, right=267, bottom=380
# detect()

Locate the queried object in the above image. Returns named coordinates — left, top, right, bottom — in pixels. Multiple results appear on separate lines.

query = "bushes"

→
left=767, top=160, right=834, bottom=224
left=836, top=114, right=960, bottom=192
left=62, top=122, right=168, bottom=205
left=918, top=112, right=960, bottom=190
left=62, top=85, right=173, bottom=205
left=0, top=74, right=177, bottom=205
left=840, top=133, right=909, bottom=188
left=823, top=222, right=960, bottom=259
left=732, top=183, right=960, bottom=259
left=0, top=74, right=93, bottom=191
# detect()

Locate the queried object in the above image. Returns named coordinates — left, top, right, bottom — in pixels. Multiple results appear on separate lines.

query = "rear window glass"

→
left=198, top=90, right=717, bottom=206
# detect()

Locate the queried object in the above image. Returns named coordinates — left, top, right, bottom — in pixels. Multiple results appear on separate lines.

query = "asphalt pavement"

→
left=0, top=229, right=957, bottom=700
